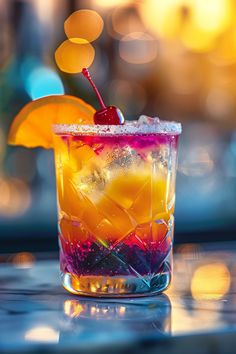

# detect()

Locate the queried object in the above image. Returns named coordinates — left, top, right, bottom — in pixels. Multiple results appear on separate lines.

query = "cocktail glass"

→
left=53, top=120, right=181, bottom=297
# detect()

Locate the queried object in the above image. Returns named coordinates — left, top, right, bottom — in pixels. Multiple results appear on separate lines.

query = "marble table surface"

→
left=1, top=242, right=236, bottom=354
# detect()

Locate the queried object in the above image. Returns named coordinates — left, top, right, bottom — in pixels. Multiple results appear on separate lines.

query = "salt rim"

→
left=53, top=120, right=182, bottom=136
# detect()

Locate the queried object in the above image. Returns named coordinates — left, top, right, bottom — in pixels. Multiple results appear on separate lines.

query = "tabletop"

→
left=1, top=242, right=236, bottom=354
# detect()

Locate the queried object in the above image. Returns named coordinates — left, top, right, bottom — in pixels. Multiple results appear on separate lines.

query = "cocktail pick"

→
left=82, top=68, right=124, bottom=125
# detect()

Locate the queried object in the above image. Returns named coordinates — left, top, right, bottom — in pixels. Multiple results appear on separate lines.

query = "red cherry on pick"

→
left=94, top=106, right=124, bottom=125
left=82, top=68, right=124, bottom=125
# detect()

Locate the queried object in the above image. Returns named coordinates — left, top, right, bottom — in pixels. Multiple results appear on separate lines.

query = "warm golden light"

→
left=192, top=0, right=232, bottom=35
left=119, top=32, right=157, bottom=64
left=33, top=0, right=56, bottom=25
left=109, top=6, right=144, bottom=39
left=55, top=39, right=95, bottom=73
left=138, top=0, right=236, bottom=53
left=91, top=306, right=97, bottom=316
left=206, top=89, right=233, bottom=119
left=24, top=326, right=59, bottom=343
left=139, top=0, right=190, bottom=39
left=68, top=275, right=127, bottom=295
left=163, top=54, right=202, bottom=94
left=92, top=0, right=132, bottom=8
left=209, top=30, right=236, bottom=65
left=181, top=25, right=216, bottom=53
left=64, top=10, right=104, bottom=43
left=12, top=252, right=35, bottom=269
left=118, top=306, right=126, bottom=316
left=191, top=263, right=231, bottom=300
left=64, top=300, right=84, bottom=318
left=0, top=178, right=31, bottom=217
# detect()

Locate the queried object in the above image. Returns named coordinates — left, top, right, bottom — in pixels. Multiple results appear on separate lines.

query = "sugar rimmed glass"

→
left=53, top=121, right=181, bottom=297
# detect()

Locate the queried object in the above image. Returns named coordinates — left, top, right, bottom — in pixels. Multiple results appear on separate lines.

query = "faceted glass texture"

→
left=53, top=123, right=180, bottom=296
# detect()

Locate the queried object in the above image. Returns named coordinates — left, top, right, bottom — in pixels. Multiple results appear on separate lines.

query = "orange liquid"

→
left=54, top=132, right=177, bottom=295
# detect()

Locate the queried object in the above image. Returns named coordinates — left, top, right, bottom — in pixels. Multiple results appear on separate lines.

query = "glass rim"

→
left=53, top=121, right=182, bottom=136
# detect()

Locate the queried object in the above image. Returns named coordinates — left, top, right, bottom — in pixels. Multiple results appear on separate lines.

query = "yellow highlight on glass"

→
left=64, top=300, right=84, bottom=318
left=55, top=39, right=95, bottom=74
left=64, top=10, right=104, bottom=43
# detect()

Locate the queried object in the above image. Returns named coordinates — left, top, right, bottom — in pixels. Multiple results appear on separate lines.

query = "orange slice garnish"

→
left=8, top=95, right=95, bottom=149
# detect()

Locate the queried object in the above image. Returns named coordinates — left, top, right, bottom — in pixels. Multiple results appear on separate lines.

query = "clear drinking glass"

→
left=53, top=121, right=181, bottom=297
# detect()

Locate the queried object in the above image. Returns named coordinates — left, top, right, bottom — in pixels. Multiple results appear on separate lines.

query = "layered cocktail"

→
left=54, top=119, right=181, bottom=296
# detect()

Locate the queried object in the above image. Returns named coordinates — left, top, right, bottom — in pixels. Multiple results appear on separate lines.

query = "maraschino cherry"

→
left=82, top=68, right=124, bottom=125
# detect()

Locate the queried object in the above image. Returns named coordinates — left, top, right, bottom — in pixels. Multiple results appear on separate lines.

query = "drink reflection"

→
left=60, top=295, right=171, bottom=345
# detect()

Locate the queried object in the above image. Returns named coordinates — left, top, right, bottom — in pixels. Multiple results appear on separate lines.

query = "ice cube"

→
left=107, top=146, right=142, bottom=169
left=79, top=163, right=110, bottom=196
left=138, top=115, right=160, bottom=125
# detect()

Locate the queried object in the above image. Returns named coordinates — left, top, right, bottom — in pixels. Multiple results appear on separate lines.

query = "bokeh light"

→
left=191, top=263, right=231, bottom=300
left=64, top=10, right=104, bottom=43
left=92, top=0, right=132, bottom=8
left=205, top=89, right=234, bottom=120
left=209, top=30, right=236, bottom=66
left=176, top=244, right=202, bottom=261
left=119, top=32, right=157, bottom=64
left=55, top=39, right=95, bottom=73
left=191, top=0, right=233, bottom=35
left=181, top=25, right=216, bottom=53
left=138, top=0, right=189, bottom=39
left=0, top=178, right=31, bottom=217
left=108, top=5, right=144, bottom=39
left=108, top=79, right=146, bottom=115
left=33, top=0, right=56, bottom=25
left=24, top=326, right=59, bottom=343
left=138, top=0, right=236, bottom=53
left=119, top=306, right=126, bottom=316
left=178, top=146, right=214, bottom=177
left=163, top=54, right=203, bottom=95
left=26, top=66, right=64, bottom=100
left=12, top=252, right=35, bottom=269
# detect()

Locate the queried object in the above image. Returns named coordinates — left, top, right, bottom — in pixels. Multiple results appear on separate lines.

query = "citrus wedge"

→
left=8, top=95, right=95, bottom=149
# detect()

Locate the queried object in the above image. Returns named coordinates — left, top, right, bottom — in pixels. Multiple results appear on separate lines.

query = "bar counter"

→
left=0, top=242, right=236, bottom=354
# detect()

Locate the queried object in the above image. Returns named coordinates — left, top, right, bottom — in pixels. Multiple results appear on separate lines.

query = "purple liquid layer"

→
left=60, top=133, right=179, bottom=153
left=59, top=229, right=172, bottom=278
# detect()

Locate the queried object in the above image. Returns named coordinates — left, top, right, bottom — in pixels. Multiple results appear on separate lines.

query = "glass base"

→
left=61, top=261, right=171, bottom=297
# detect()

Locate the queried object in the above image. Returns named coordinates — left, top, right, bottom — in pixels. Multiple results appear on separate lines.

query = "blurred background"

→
left=1, top=0, right=236, bottom=254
